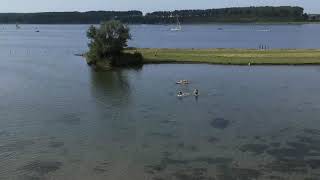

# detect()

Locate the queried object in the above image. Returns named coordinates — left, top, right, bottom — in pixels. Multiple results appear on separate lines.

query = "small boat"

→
left=176, top=80, right=189, bottom=85
left=35, top=30, right=40, bottom=33
left=171, top=16, right=182, bottom=31
left=177, top=93, right=190, bottom=97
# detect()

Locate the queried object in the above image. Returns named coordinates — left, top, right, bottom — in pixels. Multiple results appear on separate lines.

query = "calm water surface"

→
left=1, top=25, right=320, bottom=179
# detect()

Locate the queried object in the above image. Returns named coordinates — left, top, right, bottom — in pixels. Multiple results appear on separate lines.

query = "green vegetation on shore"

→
left=1, top=6, right=316, bottom=24
left=126, top=48, right=320, bottom=65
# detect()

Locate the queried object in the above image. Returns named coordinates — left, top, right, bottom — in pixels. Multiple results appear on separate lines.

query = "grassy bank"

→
left=126, top=48, right=320, bottom=65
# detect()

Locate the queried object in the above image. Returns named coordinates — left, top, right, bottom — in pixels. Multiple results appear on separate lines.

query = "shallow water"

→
left=1, top=25, right=320, bottom=179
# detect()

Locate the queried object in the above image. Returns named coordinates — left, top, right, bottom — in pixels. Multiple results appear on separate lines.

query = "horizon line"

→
left=0, top=6, right=318, bottom=14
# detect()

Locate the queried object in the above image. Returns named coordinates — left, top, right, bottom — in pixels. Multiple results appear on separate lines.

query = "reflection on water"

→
left=90, top=69, right=132, bottom=106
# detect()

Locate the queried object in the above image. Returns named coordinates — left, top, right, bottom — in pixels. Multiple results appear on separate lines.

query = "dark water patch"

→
left=173, top=168, right=215, bottom=180
left=160, top=119, right=178, bottom=124
left=93, top=167, right=108, bottom=174
left=57, top=113, right=81, bottom=125
left=294, top=136, right=320, bottom=153
left=279, top=128, right=290, bottom=133
left=145, top=164, right=166, bottom=174
left=0, top=130, right=9, bottom=136
left=216, top=165, right=262, bottom=180
left=307, top=159, right=320, bottom=169
left=49, top=141, right=64, bottom=148
left=149, top=132, right=178, bottom=139
left=19, top=160, right=62, bottom=176
left=239, top=144, right=269, bottom=155
left=303, top=129, right=320, bottom=136
left=231, top=168, right=262, bottom=180
left=236, top=136, right=247, bottom=139
left=270, top=142, right=281, bottom=148
left=177, top=143, right=198, bottom=152
left=193, top=157, right=233, bottom=165
left=296, top=136, right=320, bottom=145
left=262, top=159, right=308, bottom=173
left=19, top=175, right=42, bottom=180
left=208, top=137, right=219, bottom=144
left=150, top=167, right=214, bottom=180
left=286, top=142, right=310, bottom=152
left=146, top=154, right=233, bottom=176
left=268, top=175, right=285, bottom=180
left=210, top=118, right=230, bottom=129
left=254, top=136, right=261, bottom=140
left=153, top=177, right=166, bottom=180
left=267, top=147, right=306, bottom=159
left=0, top=140, right=34, bottom=153
left=304, top=177, right=319, bottom=180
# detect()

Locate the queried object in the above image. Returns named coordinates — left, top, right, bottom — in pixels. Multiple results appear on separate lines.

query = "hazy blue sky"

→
left=1, top=0, right=319, bottom=13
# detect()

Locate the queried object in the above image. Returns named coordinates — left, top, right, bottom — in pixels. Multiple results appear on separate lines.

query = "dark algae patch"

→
left=208, top=137, right=219, bottom=144
left=146, top=151, right=234, bottom=179
left=58, top=113, right=81, bottom=125
left=173, top=168, right=215, bottom=180
left=19, top=160, right=62, bottom=177
left=93, top=160, right=111, bottom=174
left=216, top=165, right=262, bottom=180
left=263, top=159, right=309, bottom=173
left=262, top=129, right=320, bottom=174
left=210, top=118, right=230, bottom=129
left=0, top=140, right=34, bottom=153
left=49, top=141, right=64, bottom=148
left=239, top=144, right=269, bottom=155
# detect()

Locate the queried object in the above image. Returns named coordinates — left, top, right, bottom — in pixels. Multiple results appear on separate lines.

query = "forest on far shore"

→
left=0, top=6, right=314, bottom=24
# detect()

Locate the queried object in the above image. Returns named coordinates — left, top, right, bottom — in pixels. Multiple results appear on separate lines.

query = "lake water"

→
left=1, top=25, right=320, bottom=179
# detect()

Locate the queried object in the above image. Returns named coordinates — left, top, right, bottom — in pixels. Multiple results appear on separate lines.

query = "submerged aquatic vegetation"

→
left=303, top=128, right=320, bottom=136
left=208, top=137, right=219, bottom=144
left=262, top=159, right=309, bottom=173
left=20, top=160, right=62, bottom=176
left=173, top=168, right=214, bottom=180
left=210, top=118, right=230, bottom=129
left=149, top=132, right=178, bottom=139
left=216, top=165, right=262, bottom=180
left=0, top=140, right=34, bottom=153
left=177, top=142, right=199, bottom=152
left=49, top=141, right=64, bottom=148
left=239, top=144, right=269, bottom=155
left=262, top=130, right=320, bottom=174
left=56, top=113, right=81, bottom=125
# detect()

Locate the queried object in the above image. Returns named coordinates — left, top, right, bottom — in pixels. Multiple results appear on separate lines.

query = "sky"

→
left=1, top=0, right=319, bottom=13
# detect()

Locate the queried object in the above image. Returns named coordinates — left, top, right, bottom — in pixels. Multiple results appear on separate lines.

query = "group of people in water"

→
left=176, top=80, right=199, bottom=97
left=258, top=44, right=270, bottom=50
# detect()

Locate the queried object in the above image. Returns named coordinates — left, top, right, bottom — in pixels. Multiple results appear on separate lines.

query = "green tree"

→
left=87, top=20, right=131, bottom=63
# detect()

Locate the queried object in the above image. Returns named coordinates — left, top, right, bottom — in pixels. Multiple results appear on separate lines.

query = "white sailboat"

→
left=171, top=16, right=181, bottom=31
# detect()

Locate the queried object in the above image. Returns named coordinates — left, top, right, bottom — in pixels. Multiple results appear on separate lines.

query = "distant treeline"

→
left=0, top=6, right=312, bottom=24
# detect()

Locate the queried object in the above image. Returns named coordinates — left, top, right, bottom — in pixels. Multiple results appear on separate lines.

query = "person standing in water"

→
left=193, top=89, right=199, bottom=96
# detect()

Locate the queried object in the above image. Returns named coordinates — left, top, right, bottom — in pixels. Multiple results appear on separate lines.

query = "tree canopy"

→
left=87, top=20, right=131, bottom=62
left=86, top=20, right=143, bottom=67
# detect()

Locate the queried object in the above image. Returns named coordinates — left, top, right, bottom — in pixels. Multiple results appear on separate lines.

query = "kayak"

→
left=177, top=93, right=190, bottom=97
left=176, top=80, right=190, bottom=84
